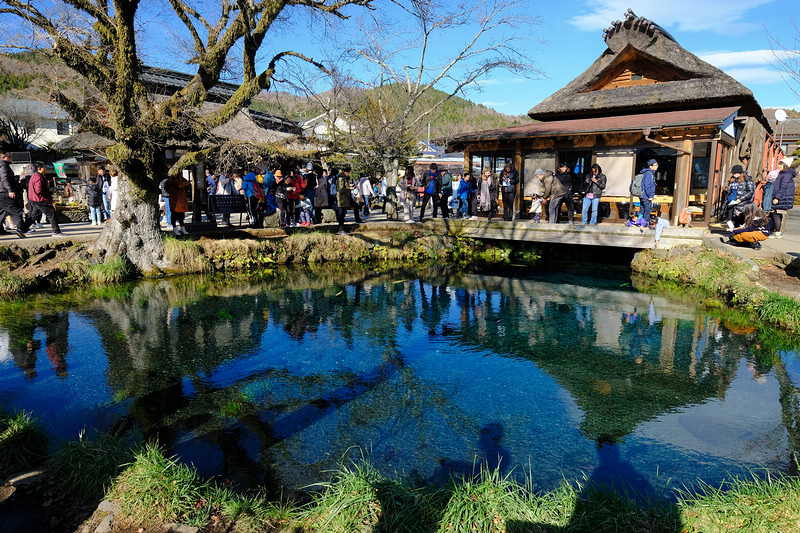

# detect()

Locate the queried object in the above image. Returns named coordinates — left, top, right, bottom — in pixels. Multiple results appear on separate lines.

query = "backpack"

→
left=629, top=172, right=645, bottom=197
left=441, top=172, right=453, bottom=195
left=253, top=178, right=264, bottom=200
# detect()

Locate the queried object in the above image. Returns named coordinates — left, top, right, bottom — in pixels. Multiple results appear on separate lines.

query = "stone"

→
left=97, top=500, right=116, bottom=513
left=0, top=485, right=16, bottom=504
left=94, top=513, right=113, bottom=533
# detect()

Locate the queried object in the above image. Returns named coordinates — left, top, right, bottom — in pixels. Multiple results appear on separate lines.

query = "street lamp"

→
left=775, top=109, right=787, bottom=158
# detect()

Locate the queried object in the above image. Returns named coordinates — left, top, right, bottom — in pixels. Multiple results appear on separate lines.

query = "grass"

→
left=46, top=430, right=134, bottom=505
left=164, top=236, right=213, bottom=273
left=0, top=272, right=38, bottom=295
left=0, top=409, right=49, bottom=477
left=632, top=247, right=800, bottom=332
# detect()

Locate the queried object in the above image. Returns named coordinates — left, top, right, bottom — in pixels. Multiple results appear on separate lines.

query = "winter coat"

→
left=422, top=170, right=441, bottom=196
left=28, top=172, right=53, bottom=204
left=583, top=172, right=607, bottom=198
left=639, top=168, right=656, bottom=200
left=0, top=159, right=21, bottom=197
left=167, top=177, right=190, bottom=213
left=86, top=180, right=104, bottom=207
left=217, top=174, right=234, bottom=195
left=541, top=171, right=567, bottom=199
left=732, top=216, right=771, bottom=237
left=456, top=178, right=474, bottom=200
left=441, top=172, right=453, bottom=196
left=242, top=172, right=257, bottom=198
left=736, top=176, right=755, bottom=204
left=772, top=168, right=796, bottom=211
left=499, top=168, right=519, bottom=194
left=555, top=170, right=573, bottom=194
left=336, top=173, right=357, bottom=209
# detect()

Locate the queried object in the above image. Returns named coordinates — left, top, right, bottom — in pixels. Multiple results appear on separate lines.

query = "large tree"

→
left=0, top=0, right=370, bottom=273
left=306, top=0, right=542, bottom=218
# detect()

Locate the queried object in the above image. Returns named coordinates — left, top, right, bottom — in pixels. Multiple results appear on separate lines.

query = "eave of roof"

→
left=448, top=106, right=740, bottom=147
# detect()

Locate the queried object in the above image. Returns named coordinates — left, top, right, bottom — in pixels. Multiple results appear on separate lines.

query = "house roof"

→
left=448, top=106, right=740, bottom=149
left=527, top=10, right=769, bottom=131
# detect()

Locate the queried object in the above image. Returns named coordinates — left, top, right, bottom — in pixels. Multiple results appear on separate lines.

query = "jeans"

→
left=581, top=196, right=600, bottom=224
left=163, top=197, right=171, bottom=226
left=502, top=191, right=515, bottom=221
left=639, top=197, right=652, bottom=220
left=89, top=206, right=102, bottom=224
left=420, top=192, right=438, bottom=219
left=548, top=194, right=573, bottom=223
left=102, top=194, right=111, bottom=218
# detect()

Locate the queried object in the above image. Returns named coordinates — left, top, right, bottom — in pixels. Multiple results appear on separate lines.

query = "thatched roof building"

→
left=528, top=9, right=770, bottom=130
left=447, top=9, right=785, bottom=228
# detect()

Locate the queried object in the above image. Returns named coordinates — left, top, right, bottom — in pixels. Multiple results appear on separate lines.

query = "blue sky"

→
left=132, top=0, right=798, bottom=117
left=462, top=0, right=799, bottom=115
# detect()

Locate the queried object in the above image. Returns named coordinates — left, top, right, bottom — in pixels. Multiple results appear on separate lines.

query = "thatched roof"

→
left=528, top=9, right=770, bottom=131
left=50, top=131, right=114, bottom=151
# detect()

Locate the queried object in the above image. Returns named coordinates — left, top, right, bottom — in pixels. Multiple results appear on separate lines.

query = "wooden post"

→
left=672, top=139, right=693, bottom=225
left=514, top=144, right=523, bottom=219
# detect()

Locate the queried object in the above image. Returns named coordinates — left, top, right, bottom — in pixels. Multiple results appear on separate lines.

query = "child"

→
left=299, top=195, right=312, bottom=226
left=627, top=211, right=649, bottom=229
left=649, top=214, right=669, bottom=248
left=529, top=194, right=543, bottom=223
left=728, top=203, right=770, bottom=249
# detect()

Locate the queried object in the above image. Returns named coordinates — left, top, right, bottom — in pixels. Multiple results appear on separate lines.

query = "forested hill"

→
left=0, top=52, right=532, bottom=137
left=250, top=87, right=532, bottom=139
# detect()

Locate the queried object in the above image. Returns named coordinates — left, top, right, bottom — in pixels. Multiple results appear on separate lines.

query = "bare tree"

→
left=0, top=97, right=44, bottom=150
left=770, top=20, right=800, bottom=101
left=315, top=0, right=543, bottom=218
left=0, top=0, right=371, bottom=273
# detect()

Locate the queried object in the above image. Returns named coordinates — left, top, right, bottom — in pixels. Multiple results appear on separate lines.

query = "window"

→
left=631, top=74, right=643, bottom=81
left=56, top=120, right=71, bottom=135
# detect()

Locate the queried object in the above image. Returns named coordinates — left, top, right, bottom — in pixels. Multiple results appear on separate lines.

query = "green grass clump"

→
left=112, top=443, right=214, bottom=528
left=301, top=459, right=430, bottom=532
left=47, top=431, right=134, bottom=505
left=0, top=272, right=37, bottom=295
left=164, top=236, right=212, bottom=273
left=678, top=473, right=800, bottom=532
left=0, top=409, right=48, bottom=476
left=759, top=293, right=800, bottom=331
left=87, top=256, right=131, bottom=283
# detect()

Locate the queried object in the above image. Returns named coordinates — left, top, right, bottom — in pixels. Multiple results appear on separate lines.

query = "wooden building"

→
left=447, top=10, right=784, bottom=226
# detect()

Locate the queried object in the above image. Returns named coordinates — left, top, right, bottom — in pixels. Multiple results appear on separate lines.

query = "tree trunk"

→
left=90, top=176, right=167, bottom=276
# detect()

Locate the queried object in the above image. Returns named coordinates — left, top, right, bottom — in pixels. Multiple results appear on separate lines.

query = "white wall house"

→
left=0, top=98, right=79, bottom=149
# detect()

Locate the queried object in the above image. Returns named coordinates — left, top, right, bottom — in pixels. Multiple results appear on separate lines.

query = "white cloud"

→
left=569, top=0, right=773, bottom=34
left=725, top=67, right=784, bottom=84
left=699, top=50, right=778, bottom=68
left=480, top=101, right=510, bottom=108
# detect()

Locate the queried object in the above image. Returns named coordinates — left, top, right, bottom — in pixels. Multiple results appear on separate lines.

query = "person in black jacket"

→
left=769, top=157, right=796, bottom=238
left=86, top=176, right=104, bottom=225
left=0, top=152, right=32, bottom=238
left=499, top=162, right=519, bottom=221
left=419, top=163, right=442, bottom=219
left=581, top=163, right=607, bottom=225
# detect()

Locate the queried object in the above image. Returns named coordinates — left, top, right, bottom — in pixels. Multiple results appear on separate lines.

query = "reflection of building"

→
left=447, top=10, right=782, bottom=227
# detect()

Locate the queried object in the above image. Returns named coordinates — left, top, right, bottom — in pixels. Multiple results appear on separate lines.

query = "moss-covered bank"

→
left=0, top=229, right=542, bottom=296
left=632, top=245, right=800, bottom=332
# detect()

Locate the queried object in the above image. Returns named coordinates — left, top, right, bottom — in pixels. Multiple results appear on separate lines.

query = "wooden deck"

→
left=424, top=218, right=708, bottom=249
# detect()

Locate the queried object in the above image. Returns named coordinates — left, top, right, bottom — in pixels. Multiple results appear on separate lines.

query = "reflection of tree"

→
left=443, top=275, right=743, bottom=442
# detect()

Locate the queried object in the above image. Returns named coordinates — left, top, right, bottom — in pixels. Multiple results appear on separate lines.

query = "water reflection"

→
left=0, top=266, right=799, bottom=497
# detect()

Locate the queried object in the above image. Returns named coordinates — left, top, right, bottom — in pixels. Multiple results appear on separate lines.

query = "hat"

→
left=731, top=165, right=744, bottom=174
left=646, top=158, right=658, bottom=166
left=274, top=170, right=283, bottom=177
left=306, top=162, right=314, bottom=170
left=534, top=168, right=544, bottom=175
left=780, top=157, right=794, bottom=167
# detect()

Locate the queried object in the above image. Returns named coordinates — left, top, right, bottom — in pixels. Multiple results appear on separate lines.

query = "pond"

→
left=1, top=264, right=799, bottom=498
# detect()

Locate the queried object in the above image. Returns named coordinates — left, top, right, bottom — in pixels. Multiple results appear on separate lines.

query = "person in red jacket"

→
left=28, top=162, right=64, bottom=237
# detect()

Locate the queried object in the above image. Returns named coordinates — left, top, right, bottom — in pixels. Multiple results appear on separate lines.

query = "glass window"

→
left=691, top=142, right=711, bottom=190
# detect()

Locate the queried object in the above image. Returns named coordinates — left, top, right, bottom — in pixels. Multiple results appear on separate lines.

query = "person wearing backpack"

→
left=439, top=170, right=453, bottom=218
left=635, top=159, right=658, bottom=220
left=499, top=162, right=519, bottom=221
left=242, top=167, right=262, bottom=228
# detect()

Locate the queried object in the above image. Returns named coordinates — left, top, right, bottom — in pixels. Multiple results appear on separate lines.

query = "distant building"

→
left=0, top=98, right=78, bottom=149
left=447, top=10, right=783, bottom=226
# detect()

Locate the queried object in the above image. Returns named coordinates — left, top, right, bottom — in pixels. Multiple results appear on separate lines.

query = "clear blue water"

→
left=1, top=266, right=798, bottom=497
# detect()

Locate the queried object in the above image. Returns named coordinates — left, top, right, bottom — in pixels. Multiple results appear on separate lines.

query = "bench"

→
left=209, top=194, right=248, bottom=226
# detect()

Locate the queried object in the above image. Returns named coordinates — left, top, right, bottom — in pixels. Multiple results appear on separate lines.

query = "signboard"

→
left=53, top=162, right=67, bottom=180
